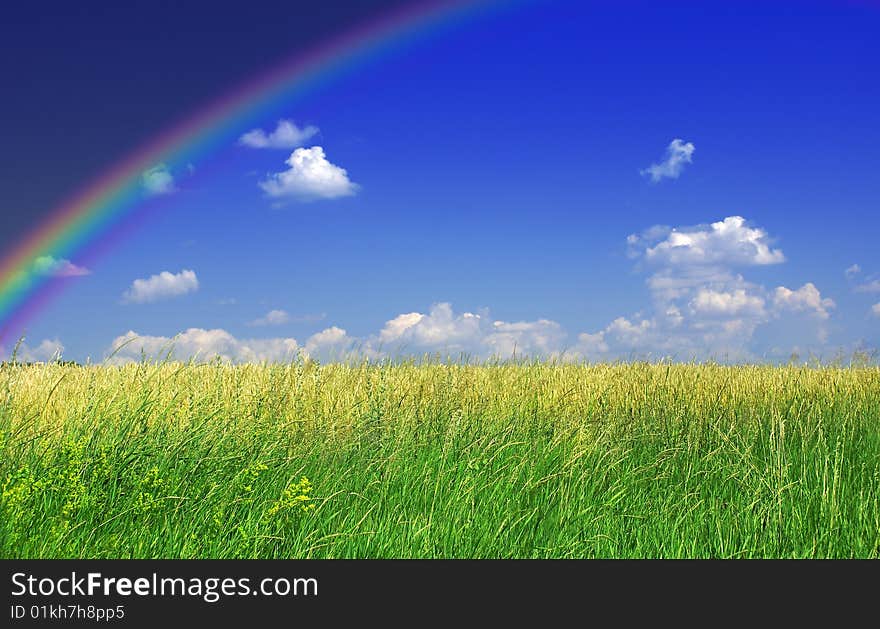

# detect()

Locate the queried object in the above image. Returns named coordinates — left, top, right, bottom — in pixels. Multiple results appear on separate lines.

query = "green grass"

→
left=1, top=360, right=879, bottom=558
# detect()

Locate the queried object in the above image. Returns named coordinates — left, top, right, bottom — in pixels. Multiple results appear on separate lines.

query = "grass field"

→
left=1, top=360, right=878, bottom=558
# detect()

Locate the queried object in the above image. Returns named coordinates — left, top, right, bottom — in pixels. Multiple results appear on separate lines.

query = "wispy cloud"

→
left=640, top=138, right=695, bottom=182
left=142, top=166, right=174, bottom=194
left=873, top=303, right=880, bottom=317
left=855, top=279, right=880, bottom=293
left=32, top=255, right=90, bottom=278
left=141, top=164, right=176, bottom=196
left=289, top=312, right=326, bottom=324
left=259, top=146, right=359, bottom=202
left=239, top=120, right=318, bottom=149
left=122, top=269, right=199, bottom=304
left=848, top=264, right=880, bottom=293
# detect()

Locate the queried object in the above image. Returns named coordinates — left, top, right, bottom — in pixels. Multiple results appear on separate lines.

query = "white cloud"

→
left=248, top=309, right=290, bottom=327
left=845, top=264, right=861, bottom=279
left=303, top=326, right=367, bottom=362
left=690, top=288, right=766, bottom=317
left=1, top=338, right=64, bottom=363
left=772, top=283, right=836, bottom=319
left=376, top=303, right=484, bottom=351
left=605, top=317, right=655, bottom=346
left=664, top=305, right=684, bottom=328
left=373, top=303, right=568, bottom=360
left=644, top=266, right=732, bottom=303
left=97, top=218, right=843, bottom=364
left=378, top=312, right=425, bottom=343
left=32, top=255, right=90, bottom=277
left=872, top=303, right=880, bottom=317
left=305, top=326, right=348, bottom=350
left=631, top=216, right=785, bottom=269
left=574, top=331, right=608, bottom=356
left=105, top=327, right=365, bottom=365
left=640, top=138, right=695, bottom=182
left=107, top=329, right=301, bottom=364
left=239, top=120, right=319, bottom=149
left=620, top=216, right=788, bottom=357
left=485, top=319, right=566, bottom=358
left=259, top=146, right=359, bottom=201
left=122, top=269, right=199, bottom=304
left=580, top=216, right=835, bottom=360
left=101, top=272, right=845, bottom=366
left=104, top=303, right=573, bottom=364
left=141, top=164, right=175, bottom=196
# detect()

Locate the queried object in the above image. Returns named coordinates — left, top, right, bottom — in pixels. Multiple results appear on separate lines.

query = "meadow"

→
left=1, top=360, right=878, bottom=558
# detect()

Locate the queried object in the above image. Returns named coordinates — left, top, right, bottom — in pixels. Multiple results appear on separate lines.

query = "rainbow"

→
left=0, top=0, right=505, bottom=346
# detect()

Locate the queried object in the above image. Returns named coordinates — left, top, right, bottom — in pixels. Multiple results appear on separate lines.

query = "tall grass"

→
left=1, top=360, right=878, bottom=558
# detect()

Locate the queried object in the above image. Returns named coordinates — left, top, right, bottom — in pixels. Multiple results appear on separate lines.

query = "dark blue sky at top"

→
left=2, top=0, right=879, bottom=362
left=0, top=0, right=412, bottom=245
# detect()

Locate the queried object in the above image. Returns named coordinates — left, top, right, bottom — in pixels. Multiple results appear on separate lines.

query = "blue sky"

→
left=3, top=0, right=879, bottom=363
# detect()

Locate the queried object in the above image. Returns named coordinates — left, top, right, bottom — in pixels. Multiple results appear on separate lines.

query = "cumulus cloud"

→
left=605, top=317, right=655, bottom=346
left=303, top=326, right=366, bottom=362
left=577, top=312, right=759, bottom=362
left=690, top=288, right=766, bottom=318
left=107, top=329, right=301, bottom=364
left=630, top=216, right=785, bottom=269
left=574, top=331, right=608, bottom=356
left=1, top=338, right=64, bottom=363
left=239, top=120, right=319, bottom=149
left=107, top=326, right=363, bottom=365
left=772, top=283, right=836, bottom=319
left=577, top=216, right=835, bottom=361
left=621, top=216, right=789, bottom=353
left=845, top=264, right=861, bottom=279
left=640, top=138, right=695, bottom=182
left=102, top=271, right=843, bottom=366
left=370, top=303, right=565, bottom=359
left=377, top=303, right=484, bottom=352
left=141, top=164, right=175, bottom=196
left=248, top=309, right=290, bottom=327
left=122, top=269, right=199, bottom=304
left=485, top=319, right=566, bottom=358
left=259, top=146, right=359, bottom=201
left=32, top=255, right=90, bottom=277
left=104, top=303, right=575, bottom=364
left=378, top=312, right=425, bottom=344
left=99, top=218, right=842, bottom=364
